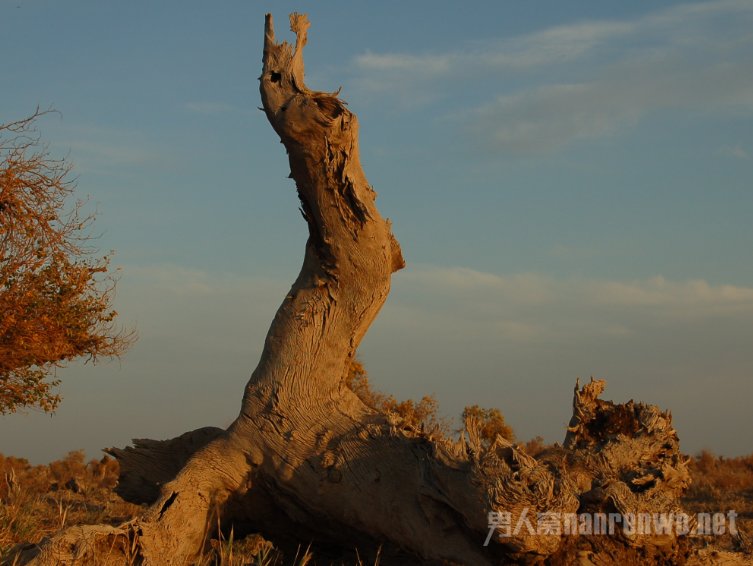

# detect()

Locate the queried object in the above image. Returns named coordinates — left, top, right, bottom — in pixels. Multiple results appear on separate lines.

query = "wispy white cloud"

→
left=466, top=54, right=753, bottom=152
left=385, top=265, right=753, bottom=344
left=55, top=124, right=161, bottom=173
left=65, top=139, right=153, bottom=167
left=717, top=145, right=750, bottom=160
left=113, top=263, right=287, bottom=364
left=360, top=262, right=753, bottom=455
left=356, top=52, right=453, bottom=75
left=585, top=275, right=753, bottom=311
left=5, top=261, right=750, bottom=462
left=352, top=20, right=635, bottom=79
left=354, top=0, right=753, bottom=77
left=350, top=0, right=753, bottom=151
left=117, top=262, right=753, bottom=372
left=120, top=263, right=286, bottom=310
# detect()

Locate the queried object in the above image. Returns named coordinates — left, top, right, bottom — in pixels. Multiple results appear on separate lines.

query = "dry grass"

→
left=2, top=446, right=752, bottom=564
left=682, top=451, right=753, bottom=555
left=0, top=450, right=139, bottom=554
left=0, top=452, right=385, bottom=565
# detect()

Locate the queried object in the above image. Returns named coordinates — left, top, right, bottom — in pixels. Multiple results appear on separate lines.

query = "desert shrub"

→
left=345, top=358, right=450, bottom=436
left=460, top=405, right=515, bottom=448
left=522, top=435, right=549, bottom=457
left=0, top=451, right=140, bottom=554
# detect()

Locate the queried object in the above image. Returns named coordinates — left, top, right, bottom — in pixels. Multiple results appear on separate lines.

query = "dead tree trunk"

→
left=22, top=13, right=692, bottom=566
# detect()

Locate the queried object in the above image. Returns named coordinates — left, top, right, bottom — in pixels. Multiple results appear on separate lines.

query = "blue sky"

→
left=2, top=0, right=752, bottom=463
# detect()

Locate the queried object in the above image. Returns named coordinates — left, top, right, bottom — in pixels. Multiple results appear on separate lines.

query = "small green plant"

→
left=290, top=544, right=312, bottom=566
left=254, top=544, right=275, bottom=566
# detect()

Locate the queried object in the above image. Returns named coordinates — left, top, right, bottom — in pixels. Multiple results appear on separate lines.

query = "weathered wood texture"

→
left=21, top=14, right=692, bottom=566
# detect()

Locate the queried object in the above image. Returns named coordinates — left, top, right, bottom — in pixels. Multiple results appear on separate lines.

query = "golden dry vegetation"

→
left=1, top=110, right=133, bottom=415
left=2, top=437, right=751, bottom=564
left=4, top=363, right=750, bottom=563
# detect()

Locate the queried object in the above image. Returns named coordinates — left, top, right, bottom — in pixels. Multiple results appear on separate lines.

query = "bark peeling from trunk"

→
left=20, top=14, right=693, bottom=566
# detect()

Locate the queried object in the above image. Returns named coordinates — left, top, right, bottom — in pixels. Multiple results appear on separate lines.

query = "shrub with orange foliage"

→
left=345, top=358, right=450, bottom=436
left=460, top=404, right=515, bottom=447
left=0, top=109, right=133, bottom=413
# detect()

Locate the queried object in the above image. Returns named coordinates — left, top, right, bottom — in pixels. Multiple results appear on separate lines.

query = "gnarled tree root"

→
left=17, top=379, right=692, bottom=565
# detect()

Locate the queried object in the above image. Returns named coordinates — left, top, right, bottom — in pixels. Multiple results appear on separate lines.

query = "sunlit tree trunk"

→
left=25, top=14, right=691, bottom=566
